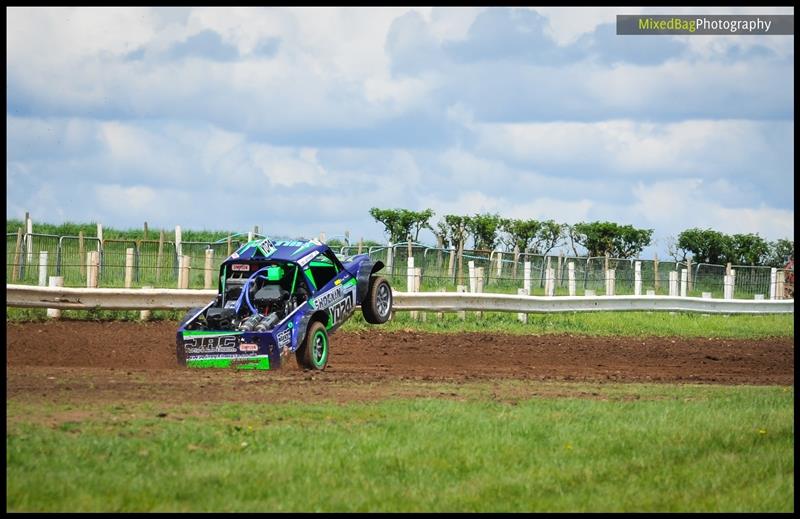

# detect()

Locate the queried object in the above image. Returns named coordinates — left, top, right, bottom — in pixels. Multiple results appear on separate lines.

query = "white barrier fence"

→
left=6, top=284, right=793, bottom=315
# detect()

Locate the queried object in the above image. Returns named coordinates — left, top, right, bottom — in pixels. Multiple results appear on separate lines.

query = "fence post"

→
left=517, top=288, right=528, bottom=323
left=96, top=223, right=103, bottom=278
left=87, top=251, right=99, bottom=288
left=730, top=269, right=736, bottom=299
left=604, top=252, right=609, bottom=274
left=723, top=274, right=732, bottom=299
left=605, top=269, right=615, bottom=296
left=38, top=251, right=48, bottom=286
left=769, top=268, right=777, bottom=300
left=176, top=225, right=183, bottom=258
left=634, top=261, right=642, bottom=296
left=448, top=245, right=456, bottom=280
left=496, top=251, right=503, bottom=279
left=407, top=237, right=412, bottom=263
left=386, top=241, right=394, bottom=275
left=143, top=221, right=149, bottom=241
left=179, top=255, right=191, bottom=289
left=407, top=256, right=416, bottom=320
left=568, top=261, right=576, bottom=296
left=475, top=267, right=484, bottom=319
left=680, top=268, right=688, bottom=297
left=546, top=268, right=555, bottom=296
left=12, top=228, right=22, bottom=282
left=25, top=211, right=33, bottom=265
left=140, top=286, right=153, bottom=321
left=78, top=230, right=86, bottom=276
left=436, top=288, right=446, bottom=320
left=415, top=267, right=422, bottom=321
left=557, top=251, right=564, bottom=288
left=125, top=248, right=134, bottom=288
left=204, top=249, right=214, bottom=289
left=226, top=235, right=232, bottom=257
left=46, top=276, right=64, bottom=319
left=358, top=238, right=363, bottom=256
left=468, top=260, right=476, bottom=293
left=776, top=270, right=785, bottom=300
left=457, top=238, right=464, bottom=285
left=523, top=261, right=531, bottom=296
left=653, top=253, right=659, bottom=293
left=319, top=232, right=326, bottom=243
left=687, top=257, right=693, bottom=292
left=668, top=271, right=677, bottom=297
left=512, top=245, right=520, bottom=280
left=457, top=285, right=467, bottom=320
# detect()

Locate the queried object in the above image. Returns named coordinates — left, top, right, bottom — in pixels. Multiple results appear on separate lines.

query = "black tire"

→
left=361, top=276, right=392, bottom=324
left=296, top=320, right=330, bottom=370
left=178, top=307, right=204, bottom=329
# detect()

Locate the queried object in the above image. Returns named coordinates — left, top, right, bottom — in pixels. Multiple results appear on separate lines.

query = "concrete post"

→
left=517, top=288, right=528, bottom=323
left=38, top=251, right=48, bottom=286
left=46, top=276, right=63, bottom=319
left=568, top=261, right=576, bottom=296
left=680, top=268, right=688, bottom=297
left=125, top=248, right=134, bottom=288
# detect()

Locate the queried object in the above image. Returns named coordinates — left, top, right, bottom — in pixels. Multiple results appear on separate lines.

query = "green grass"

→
left=7, top=307, right=791, bottom=339
left=6, top=383, right=794, bottom=512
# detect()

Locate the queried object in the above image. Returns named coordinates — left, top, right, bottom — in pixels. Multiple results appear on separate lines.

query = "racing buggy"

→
left=176, top=237, right=392, bottom=371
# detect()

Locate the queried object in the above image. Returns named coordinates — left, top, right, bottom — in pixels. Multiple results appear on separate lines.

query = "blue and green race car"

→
left=176, top=237, right=392, bottom=371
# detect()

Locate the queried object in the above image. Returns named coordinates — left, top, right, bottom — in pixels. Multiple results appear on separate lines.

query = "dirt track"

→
left=6, top=321, right=794, bottom=403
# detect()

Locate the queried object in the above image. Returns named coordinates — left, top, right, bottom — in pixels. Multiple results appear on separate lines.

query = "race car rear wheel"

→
left=296, top=320, right=329, bottom=370
left=362, top=276, right=392, bottom=324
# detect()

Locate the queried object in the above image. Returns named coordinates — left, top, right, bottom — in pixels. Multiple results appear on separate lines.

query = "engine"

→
left=198, top=264, right=307, bottom=332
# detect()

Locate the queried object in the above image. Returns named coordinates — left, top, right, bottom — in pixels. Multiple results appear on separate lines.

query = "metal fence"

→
left=6, top=233, right=792, bottom=300
left=5, top=232, right=244, bottom=289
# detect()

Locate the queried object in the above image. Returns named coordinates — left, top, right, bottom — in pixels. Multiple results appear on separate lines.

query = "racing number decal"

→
left=329, top=290, right=355, bottom=325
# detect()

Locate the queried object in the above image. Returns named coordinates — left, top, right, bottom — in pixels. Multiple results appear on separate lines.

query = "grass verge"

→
left=6, top=382, right=794, bottom=512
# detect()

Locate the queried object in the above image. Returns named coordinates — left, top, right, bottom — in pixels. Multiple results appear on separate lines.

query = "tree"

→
left=676, top=228, right=729, bottom=265
left=433, top=220, right=451, bottom=249
left=368, top=208, right=434, bottom=243
left=766, top=238, right=794, bottom=267
left=571, top=221, right=653, bottom=258
left=465, top=213, right=502, bottom=250
left=441, top=215, right=469, bottom=250
left=530, top=220, right=564, bottom=256
left=727, top=233, right=770, bottom=266
left=500, top=218, right=542, bottom=252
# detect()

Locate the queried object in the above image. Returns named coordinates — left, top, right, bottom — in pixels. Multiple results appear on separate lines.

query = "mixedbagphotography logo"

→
left=617, top=14, right=794, bottom=35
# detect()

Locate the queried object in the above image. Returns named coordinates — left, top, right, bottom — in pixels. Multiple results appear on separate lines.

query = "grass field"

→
left=6, top=382, right=794, bottom=512
left=6, top=307, right=794, bottom=339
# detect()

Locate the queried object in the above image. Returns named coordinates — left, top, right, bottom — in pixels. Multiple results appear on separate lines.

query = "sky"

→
left=6, top=6, right=794, bottom=257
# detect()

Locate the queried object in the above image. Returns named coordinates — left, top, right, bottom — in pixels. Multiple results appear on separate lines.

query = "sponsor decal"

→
left=239, top=342, right=259, bottom=352
left=277, top=328, right=292, bottom=347
left=184, top=335, right=239, bottom=354
left=329, top=290, right=355, bottom=325
left=231, top=263, right=250, bottom=271
left=297, top=250, right=320, bottom=267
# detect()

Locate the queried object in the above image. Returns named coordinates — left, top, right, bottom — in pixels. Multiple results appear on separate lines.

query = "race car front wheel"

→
left=296, top=320, right=329, bottom=370
left=362, top=276, right=392, bottom=324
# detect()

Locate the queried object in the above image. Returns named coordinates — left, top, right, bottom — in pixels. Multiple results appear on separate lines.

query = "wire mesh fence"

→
left=6, top=234, right=791, bottom=300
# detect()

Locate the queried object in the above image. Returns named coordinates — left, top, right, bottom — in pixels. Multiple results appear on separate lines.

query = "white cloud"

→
left=5, top=7, right=794, bottom=255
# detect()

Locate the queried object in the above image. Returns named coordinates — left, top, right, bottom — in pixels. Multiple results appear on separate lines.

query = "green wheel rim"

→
left=312, top=329, right=328, bottom=367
